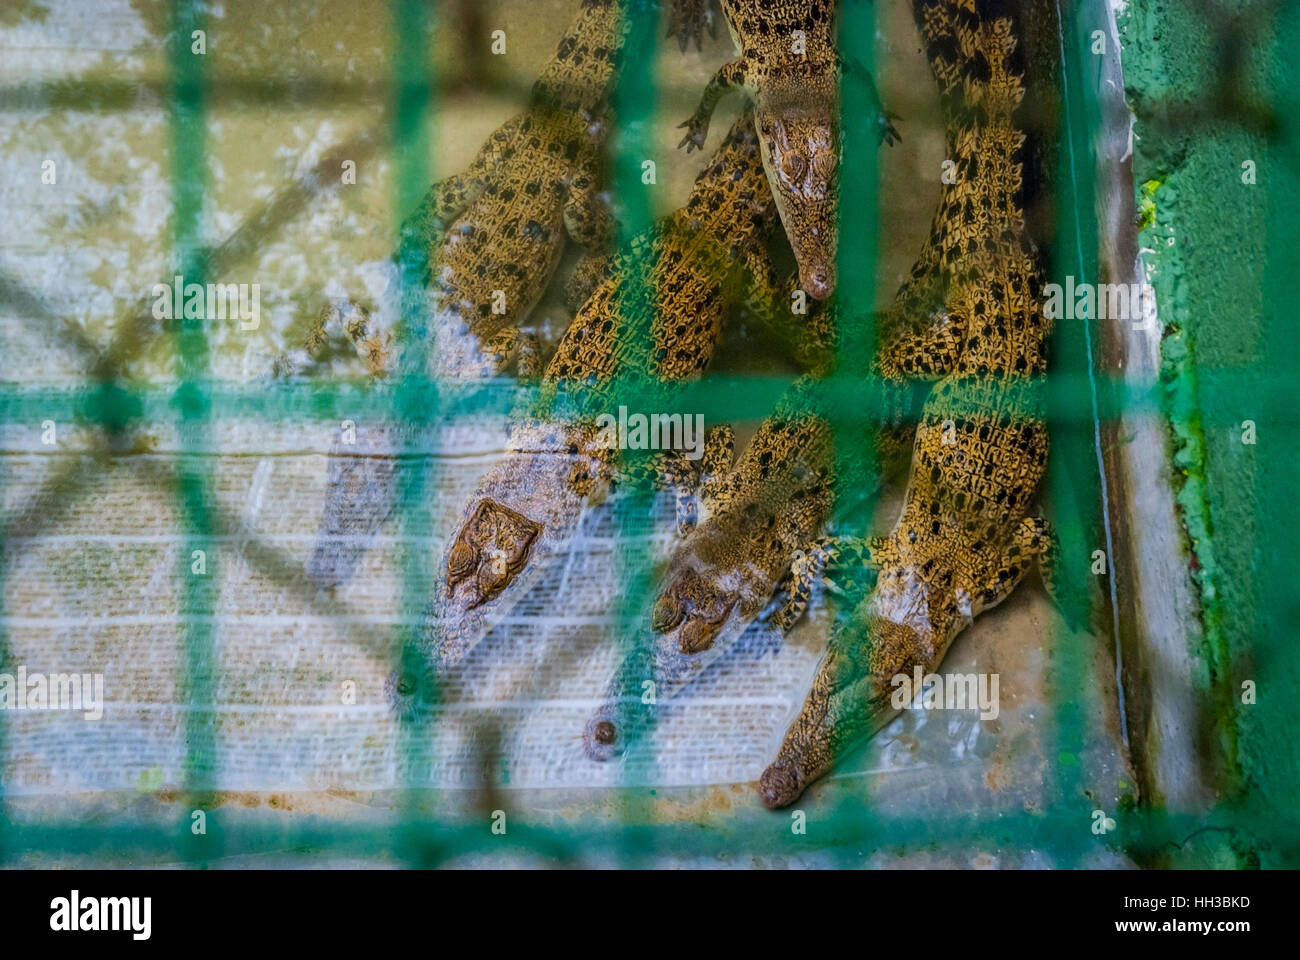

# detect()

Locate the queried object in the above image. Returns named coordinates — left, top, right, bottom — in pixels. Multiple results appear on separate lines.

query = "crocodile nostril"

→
left=758, top=760, right=803, bottom=809
left=447, top=539, right=475, bottom=580
left=802, top=263, right=835, bottom=300
left=594, top=721, right=616, bottom=745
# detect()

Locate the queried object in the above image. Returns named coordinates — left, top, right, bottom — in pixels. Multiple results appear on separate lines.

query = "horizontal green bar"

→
left=0, top=371, right=1285, bottom=428
left=0, top=800, right=1276, bottom=866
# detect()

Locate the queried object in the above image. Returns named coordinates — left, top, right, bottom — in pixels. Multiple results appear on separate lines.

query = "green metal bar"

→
left=1245, top=0, right=1300, bottom=868
left=169, top=0, right=221, bottom=864
left=1, top=798, right=1240, bottom=866
left=1044, top=0, right=1110, bottom=867
left=1, top=367, right=1294, bottom=427
left=388, top=0, right=439, bottom=868
left=604, top=0, right=663, bottom=866
left=819, top=0, right=886, bottom=869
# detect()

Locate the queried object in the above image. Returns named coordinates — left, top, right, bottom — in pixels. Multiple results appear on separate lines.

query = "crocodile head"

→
left=759, top=609, right=931, bottom=809
left=582, top=513, right=783, bottom=763
left=417, top=421, right=611, bottom=674
left=755, top=83, right=840, bottom=300
left=445, top=499, right=544, bottom=611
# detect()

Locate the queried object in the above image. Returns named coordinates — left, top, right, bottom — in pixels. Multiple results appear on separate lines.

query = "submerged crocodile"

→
left=582, top=363, right=841, bottom=760
left=389, top=112, right=793, bottom=705
left=675, top=0, right=900, bottom=301
left=293, top=0, right=641, bottom=588
left=758, top=0, right=1061, bottom=808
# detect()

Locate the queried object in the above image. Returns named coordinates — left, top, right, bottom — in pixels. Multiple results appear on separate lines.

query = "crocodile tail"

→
left=914, top=0, right=1061, bottom=256
left=903, top=0, right=1059, bottom=292
left=532, top=0, right=633, bottom=111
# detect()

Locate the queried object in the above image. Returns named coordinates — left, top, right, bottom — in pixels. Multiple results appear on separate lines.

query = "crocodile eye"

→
left=448, top=539, right=476, bottom=579
left=781, top=153, right=807, bottom=182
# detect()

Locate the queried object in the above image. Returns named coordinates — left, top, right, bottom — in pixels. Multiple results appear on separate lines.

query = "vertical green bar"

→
left=826, top=0, right=881, bottom=860
left=170, top=0, right=220, bottom=862
left=831, top=0, right=883, bottom=564
left=0, top=462, right=8, bottom=862
left=1044, top=0, right=1103, bottom=866
left=837, top=2, right=879, bottom=377
left=606, top=0, right=660, bottom=865
left=390, top=0, right=437, bottom=866
left=1247, top=0, right=1300, bottom=868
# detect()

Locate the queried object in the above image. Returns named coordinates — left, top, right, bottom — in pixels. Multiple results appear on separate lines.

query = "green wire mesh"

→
left=0, top=0, right=1295, bottom=869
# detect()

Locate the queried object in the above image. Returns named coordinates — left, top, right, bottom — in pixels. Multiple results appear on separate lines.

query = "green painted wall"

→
left=1119, top=0, right=1299, bottom=866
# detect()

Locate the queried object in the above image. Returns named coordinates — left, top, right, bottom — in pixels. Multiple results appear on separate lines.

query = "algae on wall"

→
left=1119, top=0, right=1299, bottom=866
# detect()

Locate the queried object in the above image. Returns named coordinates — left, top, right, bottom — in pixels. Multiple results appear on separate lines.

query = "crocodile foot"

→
left=677, top=112, right=711, bottom=152
left=665, top=0, right=717, bottom=53
left=876, top=110, right=903, bottom=147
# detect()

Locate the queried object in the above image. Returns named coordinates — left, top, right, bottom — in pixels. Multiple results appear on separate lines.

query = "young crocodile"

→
left=581, top=37, right=995, bottom=757
left=417, top=0, right=639, bottom=379
left=582, top=364, right=841, bottom=760
left=758, top=0, right=1061, bottom=808
left=676, top=0, right=900, bottom=301
left=391, top=112, right=790, bottom=704
left=580, top=265, right=934, bottom=759
left=294, top=0, right=641, bottom=589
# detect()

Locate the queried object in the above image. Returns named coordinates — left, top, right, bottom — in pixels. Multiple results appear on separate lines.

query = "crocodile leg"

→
left=1015, top=513, right=1075, bottom=622
left=560, top=137, right=618, bottom=312
left=678, top=59, right=748, bottom=151
left=564, top=253, right=614, bottom=312
left=482, top=326, right=542, bottom=378
left=401, top=113, right=522, bottom=247
left=275, top=300, right=382, bottom=380
left=696, top=422, right=735, bottom=503
left=875, top=307, right=964, bottom=379
left=964, top=516, right=1066, bottom=626
left=562, top=168, right=616, bottom=250
left=628, top=449, right=703, bottom=536
left=769, top=534, right=884, bottom=631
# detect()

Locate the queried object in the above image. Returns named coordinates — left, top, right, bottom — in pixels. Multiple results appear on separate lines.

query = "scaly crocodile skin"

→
left=285, top=0, right=640, bottom=589
left=390, top=112, right=794, bottom=708
left=415, top=0, right=637, bottom=379
left=676, top=0, right=899, bottom=300
left=758, top=0, right=1061, bottom=808
left=582, top=358, right=840, bottom=760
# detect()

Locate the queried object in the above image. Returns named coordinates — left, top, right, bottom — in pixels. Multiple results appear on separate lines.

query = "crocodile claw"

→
left=877, top=110, right=903, bottom=147
left=665, top=0, right=714, bottom=53
left=677, top=117, right=708, bottom=152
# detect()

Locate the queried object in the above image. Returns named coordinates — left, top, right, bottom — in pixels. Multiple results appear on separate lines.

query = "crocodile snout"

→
left=801, top=262, right=835, bottom=301
left=444, top=498, right=543, bottom=610
left=758, top=759, right=805, bottom=809
left=652, top=567, right=737, bottom=654
left=583, top=711, right=625, bottom=762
